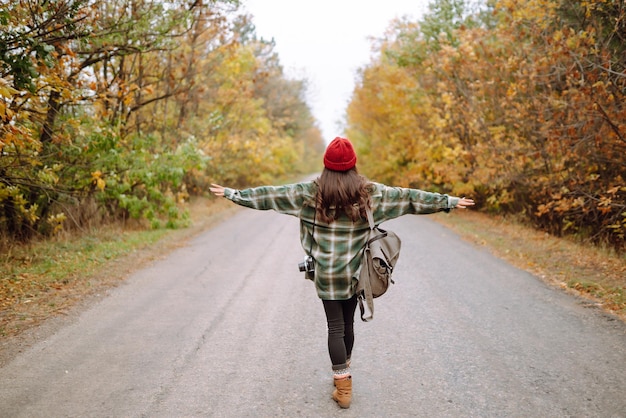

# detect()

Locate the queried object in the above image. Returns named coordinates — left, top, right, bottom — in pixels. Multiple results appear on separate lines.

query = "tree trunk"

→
left=40, top=90, right=61, bottom=144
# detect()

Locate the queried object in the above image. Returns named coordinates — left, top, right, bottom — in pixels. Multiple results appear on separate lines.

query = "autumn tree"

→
left=1, top=1, right=324, bottom=244
left=346, top=0, right=625, bottom=250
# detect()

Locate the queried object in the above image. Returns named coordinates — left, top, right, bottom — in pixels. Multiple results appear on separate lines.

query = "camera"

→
left=298, top=255, right=315, bottom=273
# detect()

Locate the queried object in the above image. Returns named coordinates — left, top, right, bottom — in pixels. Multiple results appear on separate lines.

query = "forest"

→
left=1, top=0, right=625, bottom=252
left=347, top=0, right=625, bottom=251
left=0, top=0, right=325, bottom=244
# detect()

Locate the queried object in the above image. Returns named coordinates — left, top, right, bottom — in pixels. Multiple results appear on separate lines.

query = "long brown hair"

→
left=316, top=167, right=372, bottom=223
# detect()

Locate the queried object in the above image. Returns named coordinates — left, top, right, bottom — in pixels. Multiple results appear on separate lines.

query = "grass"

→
left=0, top=198, right=235, bottom=338
left=1, top=198, right=624, bottom=341
left=1, top=227, right=169, bottom=333
left=434, top=210, right=626, bottom=319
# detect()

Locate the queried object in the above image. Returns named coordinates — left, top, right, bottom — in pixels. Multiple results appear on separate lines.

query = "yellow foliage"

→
left=47, top=213, right=67, bottom=234
left=0, top=77, right=18, bottom=98
left=0, top=77, right=19, bottom=121
left=499, top=0, right=558, bottom=29
left=91, top=171, right=106, bottom=191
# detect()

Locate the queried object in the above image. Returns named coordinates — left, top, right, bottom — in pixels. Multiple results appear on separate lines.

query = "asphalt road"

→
left=1, top=207, right=625, bottom=417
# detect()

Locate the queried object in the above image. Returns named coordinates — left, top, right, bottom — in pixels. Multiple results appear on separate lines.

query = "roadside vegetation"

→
left=435, top=211, right=625, bottom=320
left=1, top=0, right=325, bottom=247
left=1, top=0, right=625, bottom=339
left=0, top=197, right=236, bottom=338
left=347, top=0, right=625, bottom=252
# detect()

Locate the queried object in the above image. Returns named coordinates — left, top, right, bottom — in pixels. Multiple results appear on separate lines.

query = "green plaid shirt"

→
left=223, top=181, right=459, bottom=300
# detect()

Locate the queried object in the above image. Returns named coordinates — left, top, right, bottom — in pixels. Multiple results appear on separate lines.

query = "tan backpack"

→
left=356, top=207, right=402, bottom=321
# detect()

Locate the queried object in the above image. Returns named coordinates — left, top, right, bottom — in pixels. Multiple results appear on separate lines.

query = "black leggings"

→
left=322, top=295, right=358, bottom=371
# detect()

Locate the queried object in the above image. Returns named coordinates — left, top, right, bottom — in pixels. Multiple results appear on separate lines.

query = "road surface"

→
left=1, top=207, right=625, bottom=417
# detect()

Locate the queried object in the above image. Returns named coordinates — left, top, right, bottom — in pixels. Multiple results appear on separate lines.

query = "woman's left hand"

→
left=455, top=197, right=475, bottom=209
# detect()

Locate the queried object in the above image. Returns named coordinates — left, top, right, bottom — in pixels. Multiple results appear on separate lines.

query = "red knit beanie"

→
left=323, top=137, right=357, bottom=171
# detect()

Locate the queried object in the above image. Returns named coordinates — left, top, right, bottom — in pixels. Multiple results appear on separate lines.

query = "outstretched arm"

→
left=208, top=182, right=310, bottom=217
left=209, top=183, right=225, bottom=197
left=454, top=197, right=475, bottom=209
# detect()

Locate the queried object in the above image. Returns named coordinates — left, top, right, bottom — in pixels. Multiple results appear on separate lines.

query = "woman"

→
left=209, top=137, right=474, bottom=409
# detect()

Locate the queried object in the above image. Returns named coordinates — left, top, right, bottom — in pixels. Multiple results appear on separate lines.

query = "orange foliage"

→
left=346, top=0, right=625, bottom=250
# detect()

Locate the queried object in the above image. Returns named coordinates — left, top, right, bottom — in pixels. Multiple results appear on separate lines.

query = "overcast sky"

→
left=241, top=1, right=430, bottom=143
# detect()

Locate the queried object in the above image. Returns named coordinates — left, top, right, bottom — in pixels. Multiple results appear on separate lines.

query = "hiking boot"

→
left=332, top=376, right=352, bottom=408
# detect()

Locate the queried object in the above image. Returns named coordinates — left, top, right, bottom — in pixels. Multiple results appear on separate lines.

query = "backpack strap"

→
left=358, top=206, right=376, bottom=321
left=365, top=205, right=375, bottom=230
